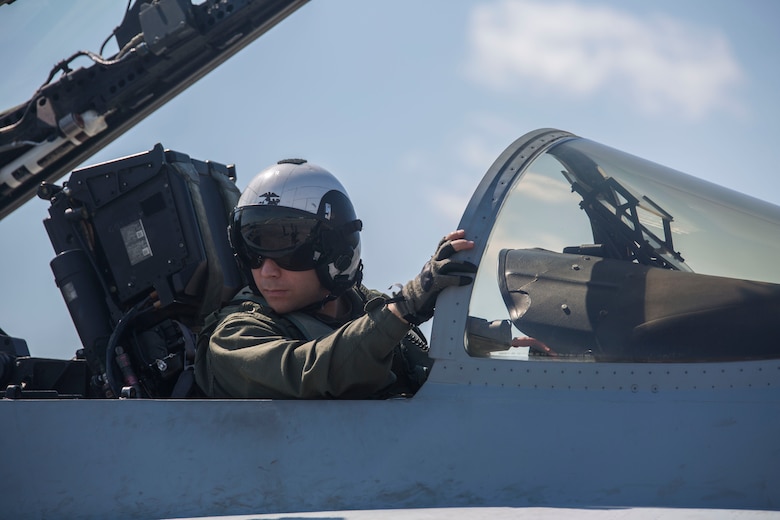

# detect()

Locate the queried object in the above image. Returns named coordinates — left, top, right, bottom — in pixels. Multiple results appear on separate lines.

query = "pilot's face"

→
left=251, top=258, right=328, bottom=314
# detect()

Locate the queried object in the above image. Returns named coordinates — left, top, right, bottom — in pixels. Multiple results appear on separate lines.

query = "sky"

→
left=0, top=0, right=778, bottom=360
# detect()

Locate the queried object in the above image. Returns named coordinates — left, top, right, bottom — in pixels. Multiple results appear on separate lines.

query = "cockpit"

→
left=460, top=129, right=780, bottom=363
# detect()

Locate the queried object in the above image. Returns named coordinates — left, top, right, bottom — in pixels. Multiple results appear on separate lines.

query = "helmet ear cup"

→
left=334, top=253, right=352, bottom=272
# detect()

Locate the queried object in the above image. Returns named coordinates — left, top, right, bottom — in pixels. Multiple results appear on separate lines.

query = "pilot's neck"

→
left=317, top=294, right=351, bottom=320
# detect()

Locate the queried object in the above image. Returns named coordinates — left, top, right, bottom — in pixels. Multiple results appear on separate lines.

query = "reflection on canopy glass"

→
left=467, top=137, right=780, bottom=363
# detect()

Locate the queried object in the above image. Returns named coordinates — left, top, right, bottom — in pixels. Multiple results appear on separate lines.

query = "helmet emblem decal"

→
left=259, top=192, right=280, bottom=205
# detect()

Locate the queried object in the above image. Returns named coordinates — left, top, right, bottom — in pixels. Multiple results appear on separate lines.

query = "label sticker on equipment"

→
left=120, top=219, right=153, bottom=265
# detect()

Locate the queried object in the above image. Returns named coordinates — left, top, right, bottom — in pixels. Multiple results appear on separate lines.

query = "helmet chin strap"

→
left=318, top=292, right=340, bottom=308
left=296, top=292, right=339, bottom=314
left=304, top=261, right=364, bottom=314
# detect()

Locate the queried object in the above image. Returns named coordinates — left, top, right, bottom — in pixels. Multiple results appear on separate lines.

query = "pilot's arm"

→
left=198, top=297, right=409, bottom=399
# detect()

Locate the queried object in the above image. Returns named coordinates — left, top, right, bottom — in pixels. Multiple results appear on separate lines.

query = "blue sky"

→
left=1, top=0, right=778, bottom=359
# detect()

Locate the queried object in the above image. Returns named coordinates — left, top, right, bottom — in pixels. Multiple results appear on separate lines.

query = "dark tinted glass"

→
left=233, top=206, right=326, bottom=271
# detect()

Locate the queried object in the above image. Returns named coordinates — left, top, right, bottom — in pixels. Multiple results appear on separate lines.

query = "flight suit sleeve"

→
left=199, top=297, right=410, bottom=399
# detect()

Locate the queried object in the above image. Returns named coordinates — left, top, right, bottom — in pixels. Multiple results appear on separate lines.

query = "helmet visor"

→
left=232, top=206, right=326, bottom=271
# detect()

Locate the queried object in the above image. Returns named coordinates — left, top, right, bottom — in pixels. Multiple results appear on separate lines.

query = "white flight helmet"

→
left=229, top=159, right=363, bottom=296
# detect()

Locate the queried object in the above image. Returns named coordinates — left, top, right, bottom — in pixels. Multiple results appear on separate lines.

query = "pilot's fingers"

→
left=439, top=230, right=473, bottom=253
left=444, top=230, right=474, bottom=251
left=444, top=229, right=467, bottom=241
left=450, top=238, right=475, bottom=253
left=435, top=237, right=475, bottom=261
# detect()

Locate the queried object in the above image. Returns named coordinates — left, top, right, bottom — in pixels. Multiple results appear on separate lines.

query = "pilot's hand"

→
left=391, top=230, right=477, bottom=325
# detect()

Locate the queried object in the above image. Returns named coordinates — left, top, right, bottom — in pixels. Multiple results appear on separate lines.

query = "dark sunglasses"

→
left=245, top=243, right=319, bottom=271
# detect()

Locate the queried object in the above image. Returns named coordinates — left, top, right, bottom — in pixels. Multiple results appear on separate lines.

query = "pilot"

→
left=194, top=159, right=476, bottom=399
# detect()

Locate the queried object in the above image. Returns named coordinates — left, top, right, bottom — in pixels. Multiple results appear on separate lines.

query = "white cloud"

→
left=457, top=133, right=502, bottom=172
left=395, top=148, right=476, bottom=227
left=430, top=188, right=474, bottom=226
left=464, top=0, right=745, bottom=119
left=518, top=171, right=576, bottom=203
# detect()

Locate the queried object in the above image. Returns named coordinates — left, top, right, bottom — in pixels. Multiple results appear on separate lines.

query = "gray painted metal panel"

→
left=165, top=507, right=780, bottom=520
left=3, top=378, right=779, bottom=519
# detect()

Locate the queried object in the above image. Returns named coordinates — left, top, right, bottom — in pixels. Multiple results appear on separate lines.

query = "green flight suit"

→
left=194, top=285, right=430, bottom=399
